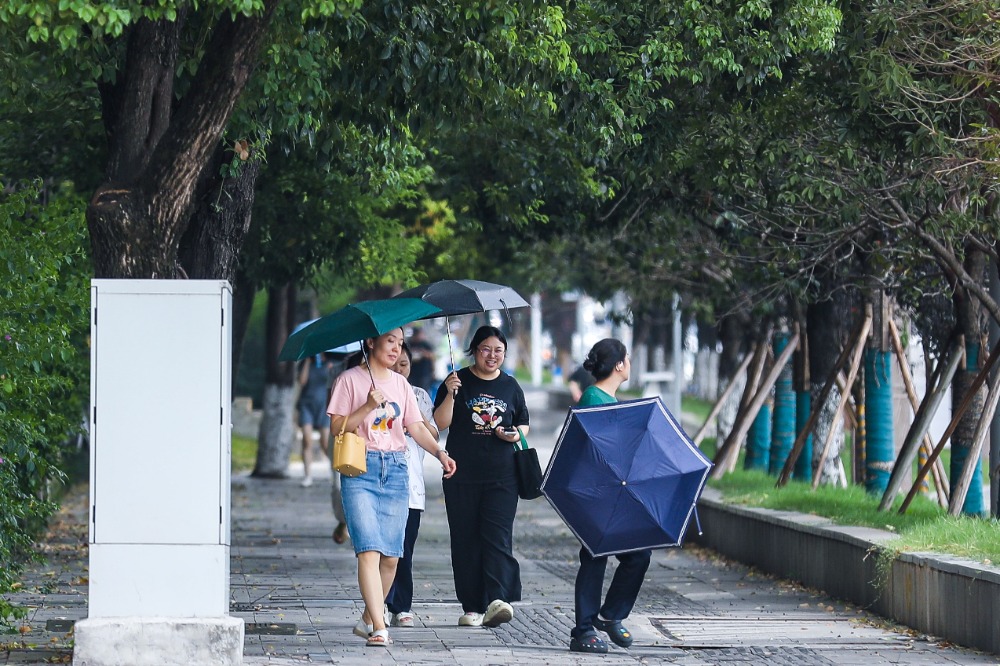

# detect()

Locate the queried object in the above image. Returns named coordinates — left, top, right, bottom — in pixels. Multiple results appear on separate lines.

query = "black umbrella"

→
left=394, top=279, right=530, bottom=366
left=395, top=279, right=530, bottom=317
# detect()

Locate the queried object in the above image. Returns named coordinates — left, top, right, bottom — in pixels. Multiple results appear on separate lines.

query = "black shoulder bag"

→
left=513, top=429, right=543, bottom=500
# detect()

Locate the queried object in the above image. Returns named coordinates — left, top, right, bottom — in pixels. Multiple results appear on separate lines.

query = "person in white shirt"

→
left=385, top=342, right=439, bottom=627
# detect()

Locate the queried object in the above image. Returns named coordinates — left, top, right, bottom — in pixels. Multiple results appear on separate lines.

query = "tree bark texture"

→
left=950, top=247, right=988, bottom=514
left=87, top=2, right=278, bottom=279
left=179, top=145, right=261, bottom=282
left=717, top=312, right=750, bottom=384
left=253, top=384, right=297, bottom=478
left=230, top=270, right=258, bottom=396
left=542, top=292, right=580, bottom=376
left=253, top=283, right=298, bottom=477
left=808, top=300, right=847, bottom=485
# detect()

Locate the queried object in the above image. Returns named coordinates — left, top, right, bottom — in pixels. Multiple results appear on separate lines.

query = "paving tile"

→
left=2, top=389, right=996, bottom=665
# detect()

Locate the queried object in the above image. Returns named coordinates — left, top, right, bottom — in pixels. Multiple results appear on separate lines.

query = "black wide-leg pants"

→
left=443, top=479, right=521, bottom=613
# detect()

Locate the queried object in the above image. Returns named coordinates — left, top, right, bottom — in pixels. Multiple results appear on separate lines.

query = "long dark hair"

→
left=465, top=325, right=507, bottom=356
left=345, top=351, right=364, bottom=369
left=583, top=338, right=627, bottom=381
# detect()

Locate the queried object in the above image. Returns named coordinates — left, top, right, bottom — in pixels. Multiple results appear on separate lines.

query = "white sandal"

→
left=353, top=618, right=373, bottom=639
left=366, top=628, right=391, bottom=647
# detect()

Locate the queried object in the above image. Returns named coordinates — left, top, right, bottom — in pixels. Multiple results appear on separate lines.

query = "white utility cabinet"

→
left=87, top=279, right=232, bottom=618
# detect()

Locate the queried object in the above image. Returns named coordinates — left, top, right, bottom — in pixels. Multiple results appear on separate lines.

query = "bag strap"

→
left=512, top=428, right=528, bottom=451
left=336, top=417, right=348, bottom=437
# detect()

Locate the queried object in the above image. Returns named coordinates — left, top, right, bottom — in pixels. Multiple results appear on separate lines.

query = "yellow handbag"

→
left=333, top=418, right=367, bottom=477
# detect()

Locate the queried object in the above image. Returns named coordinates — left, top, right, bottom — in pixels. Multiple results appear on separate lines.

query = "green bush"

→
left=0, top=183, right=90, bottom=627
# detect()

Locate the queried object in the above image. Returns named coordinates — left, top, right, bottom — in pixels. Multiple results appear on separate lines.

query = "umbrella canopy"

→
left=278, top=299, right=441, bottom=362
left=394, top=279, right=529, bottom=317
left=291, top=319, right=362, bottom=356
left=541, top=396, right=713, bottom=557
left=393, top=279, right=530, bottom=367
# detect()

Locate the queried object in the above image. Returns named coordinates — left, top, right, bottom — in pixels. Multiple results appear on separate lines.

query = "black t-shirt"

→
left=434, top=367, right=529, bottom=483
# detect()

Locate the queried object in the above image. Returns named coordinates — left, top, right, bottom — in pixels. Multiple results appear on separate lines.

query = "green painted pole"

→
left=745, top=402, right=771, bottom=471
left=952, top=343, right=986, bottom=516
left=793, top=391, right=813, bottom=481
left=769, top=333, right=795, bottom=476
left=864, top=349, right=893, bottom=494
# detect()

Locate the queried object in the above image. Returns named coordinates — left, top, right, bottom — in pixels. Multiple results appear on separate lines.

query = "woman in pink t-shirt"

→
left=328, top=327, right=456, bottom=647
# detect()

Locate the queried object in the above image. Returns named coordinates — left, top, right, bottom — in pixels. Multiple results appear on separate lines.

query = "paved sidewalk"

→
left=3, top=389, right=998, bottom=664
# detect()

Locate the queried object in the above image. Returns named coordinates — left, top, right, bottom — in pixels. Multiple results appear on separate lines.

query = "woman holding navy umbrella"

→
left=570, top=338, right=651, bottom=654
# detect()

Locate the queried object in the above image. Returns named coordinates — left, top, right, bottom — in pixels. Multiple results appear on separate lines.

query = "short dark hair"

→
left=465, top=325, right=507, bottom=356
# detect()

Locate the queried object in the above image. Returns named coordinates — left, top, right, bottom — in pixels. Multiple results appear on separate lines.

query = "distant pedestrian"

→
left=569, top=338, right=651, bottom=654
left=327, top=329, right=456, bottom=647
left=297, top=352, right=335, bottom=487
left=385, top=342, right=439, bottom=628
left=566, top=363, right=595, bottom=405
left=434, top=325, right=529, bottom=629
left=407, top=326, right=436, bottom=393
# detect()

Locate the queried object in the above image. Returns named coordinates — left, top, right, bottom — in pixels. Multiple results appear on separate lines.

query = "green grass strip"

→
left=708, top=467, right=1000, bottom=566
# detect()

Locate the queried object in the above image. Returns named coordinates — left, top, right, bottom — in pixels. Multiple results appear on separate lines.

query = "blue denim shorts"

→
left=298, top=399, right=331, bottom=428
left=341, top=451, right=409, bottom=557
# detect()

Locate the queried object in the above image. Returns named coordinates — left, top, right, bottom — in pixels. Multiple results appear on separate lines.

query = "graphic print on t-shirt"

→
left=467, top=395, right=507, bottom=431
left=372, top=401, right=401, bottom=433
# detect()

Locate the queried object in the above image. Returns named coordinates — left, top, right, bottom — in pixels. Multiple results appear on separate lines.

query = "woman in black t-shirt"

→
left=434, top=325, right=529, bottom=629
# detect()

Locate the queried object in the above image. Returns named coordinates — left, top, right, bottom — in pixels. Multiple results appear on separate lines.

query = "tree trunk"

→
left=542, top=292, right=577, bottom=378
left=808, top=299, right=846, bottom=485
left=950, top=247, right=988, bottom=515
left=179, top=144, right=261, bottom=282
left=231, top=269, right=258, bottom=397
left=86, top=3, right=278, bottom=280
left=745, top=402, right=771, bottom=471
left=253, top=283, right=298, bottom=478
left=769, top=330, right=795, bottom=475
left=792, top=306, right=813, bottom=481
left=716, top=313, right=751, bottom=446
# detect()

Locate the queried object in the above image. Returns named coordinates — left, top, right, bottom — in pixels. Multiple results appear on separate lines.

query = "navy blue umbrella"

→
left=541, top=396, right=713, bottom=557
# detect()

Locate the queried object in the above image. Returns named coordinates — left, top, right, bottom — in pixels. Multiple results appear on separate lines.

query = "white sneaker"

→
left=300, top=476, right=313, bottom=487
left=482, top=599, right=513, bottom=627
left=391, top=612, right=415, bottom=627
left=458, top=611, right=483, bottom=627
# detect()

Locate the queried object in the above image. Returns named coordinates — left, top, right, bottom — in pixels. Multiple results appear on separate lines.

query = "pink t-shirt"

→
left=327, top=365, right=422, bottom=452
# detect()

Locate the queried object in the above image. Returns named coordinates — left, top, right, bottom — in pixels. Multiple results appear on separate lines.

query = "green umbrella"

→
left=278, top=299, right=442, bottom=362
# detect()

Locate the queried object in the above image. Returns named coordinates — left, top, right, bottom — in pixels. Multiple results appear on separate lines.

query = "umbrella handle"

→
left=445, top=315, right=455, bottom=375
left=360, top=345, right=386, bottom=408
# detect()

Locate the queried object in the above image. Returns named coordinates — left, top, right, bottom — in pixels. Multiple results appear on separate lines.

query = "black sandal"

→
left=593, top=617, right=634, bottom=648
left=570, top=631, right=608, bottom=654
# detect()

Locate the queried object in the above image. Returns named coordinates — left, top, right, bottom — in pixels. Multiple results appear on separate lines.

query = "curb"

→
left=692, top=488, right=999, bottom=655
